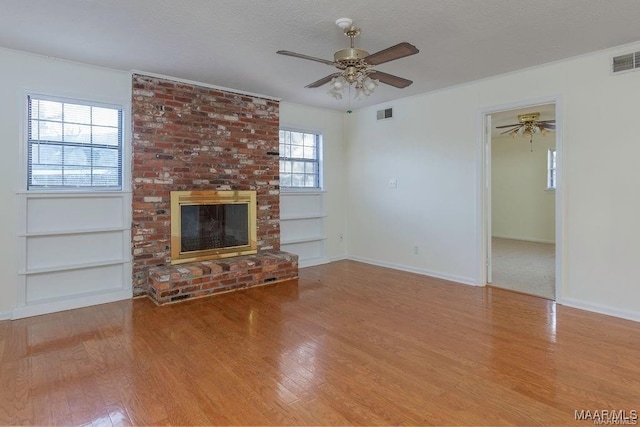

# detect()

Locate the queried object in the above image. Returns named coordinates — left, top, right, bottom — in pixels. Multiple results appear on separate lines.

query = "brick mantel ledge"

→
left=147, top=250, right=298, bottom=305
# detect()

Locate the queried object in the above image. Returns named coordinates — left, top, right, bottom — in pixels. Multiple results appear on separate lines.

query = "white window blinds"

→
left=27, top=95, right=123, bottom=190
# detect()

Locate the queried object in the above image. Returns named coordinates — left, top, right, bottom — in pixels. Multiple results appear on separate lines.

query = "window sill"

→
left=17, top=190, right=131, bottom=197
left=280, top=189, right=326, bottom=195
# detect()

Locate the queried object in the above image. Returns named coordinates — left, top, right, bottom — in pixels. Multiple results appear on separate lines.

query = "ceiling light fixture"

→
left=495, top=112, right=556, bottom=151
left=277, top=18, right=418, bottom=102
left=326, top=19, right=380, bottom=100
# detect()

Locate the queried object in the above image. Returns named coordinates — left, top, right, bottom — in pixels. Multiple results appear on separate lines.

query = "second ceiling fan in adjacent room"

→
left=495, top=112, right=556, bottom=150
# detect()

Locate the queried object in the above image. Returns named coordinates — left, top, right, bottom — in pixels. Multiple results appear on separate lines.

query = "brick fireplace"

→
left=131, top=74, right=297, bottom=303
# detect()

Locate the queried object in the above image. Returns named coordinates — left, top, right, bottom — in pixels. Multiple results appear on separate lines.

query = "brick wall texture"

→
left=131, top=74, right=281, bottom=296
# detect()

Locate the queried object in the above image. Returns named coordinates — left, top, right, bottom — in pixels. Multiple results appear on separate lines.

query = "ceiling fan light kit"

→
left=495, top=112, right=556, bottom=151
left=277, top=17, right=419, bottom=101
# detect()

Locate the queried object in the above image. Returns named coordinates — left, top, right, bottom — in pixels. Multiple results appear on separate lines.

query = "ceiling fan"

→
left=495, top=112, right=556, bottom=149
left=277, top=18, right=419, bottom=100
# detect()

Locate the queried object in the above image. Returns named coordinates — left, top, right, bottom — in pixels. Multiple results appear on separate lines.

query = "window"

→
left=27, top=95, right=123, bottom=190
left=547, top=148, right=557, bottom=190
left=279, top=129, right=321, bottom=189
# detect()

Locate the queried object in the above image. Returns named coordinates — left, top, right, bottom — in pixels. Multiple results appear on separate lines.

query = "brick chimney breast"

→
left=131, top=74, right=286, bottom=297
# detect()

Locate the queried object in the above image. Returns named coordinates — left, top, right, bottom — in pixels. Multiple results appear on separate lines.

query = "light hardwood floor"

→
left=1, top=260, right=639, bottom=425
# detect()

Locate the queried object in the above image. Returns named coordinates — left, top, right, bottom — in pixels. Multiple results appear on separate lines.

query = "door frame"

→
left=478, top=96, right=564, bottom=301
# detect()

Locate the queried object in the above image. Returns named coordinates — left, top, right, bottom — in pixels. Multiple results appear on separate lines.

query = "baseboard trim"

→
left=11, top=289, right=132, bottom=320
left=558, top=297, right=640, bottom=323
left=298, top=257, right=330, bottom=268
left=0, top=311, right=11, bottom=321
left=492, top=234, right=555, bottom=245
left=297, top=255, right=347, bottom=269
left=346, top=255, right=478, bottom=287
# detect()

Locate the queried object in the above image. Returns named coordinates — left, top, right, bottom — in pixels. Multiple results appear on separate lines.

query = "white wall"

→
left=492, top=133, right=555, bottom=243
left=346, top=41, right=640, bottom=321
left=0, top=48, right=132, bottom=319
left=279, top=102, right=347, bottom=265
left=346, top=88, right=479, bottom=285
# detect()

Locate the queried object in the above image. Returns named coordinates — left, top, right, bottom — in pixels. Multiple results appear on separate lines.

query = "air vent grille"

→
left=612, top=51, right=640, bottom=73
left=376, top=108, right=393, bottom=120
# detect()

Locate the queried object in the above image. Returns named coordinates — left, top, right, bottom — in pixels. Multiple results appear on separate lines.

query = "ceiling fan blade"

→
left=500, top=127, right=522, bottom=135
left=305, top=73, right=342, bottom=88
left=276, top=50, right=335, bottom=66
left=364, top=42, right=419, bottom=65
left=495, top=123, right=521, bottom=129
left=540, top=123, right=556, bottom=129
left=368, top=70, right=413, bottom=88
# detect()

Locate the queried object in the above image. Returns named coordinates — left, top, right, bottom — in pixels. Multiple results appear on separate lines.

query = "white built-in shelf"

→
left=280, top=213, right=327, bottom=221
left=281, top=236, right=326, bottom=245
left=20, top=227, right=128, bottom=238
left=20, top=259, right=129, bottom=275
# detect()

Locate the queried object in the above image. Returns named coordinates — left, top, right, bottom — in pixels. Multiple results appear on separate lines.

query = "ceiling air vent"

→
left=612, top=51, right=640, bottom=73
left=377, top=108, right=393, bottom=120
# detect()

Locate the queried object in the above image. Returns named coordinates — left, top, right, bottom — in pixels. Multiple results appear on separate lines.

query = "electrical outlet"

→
left=388, top=178, right=397, bottom=189
left=339, top=233, right=344, bottom=242
left=414, top=245, right=419, bottom=255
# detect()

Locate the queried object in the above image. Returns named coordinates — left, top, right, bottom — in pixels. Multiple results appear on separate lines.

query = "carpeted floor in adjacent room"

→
left=491, top=237, right=555, bottom=299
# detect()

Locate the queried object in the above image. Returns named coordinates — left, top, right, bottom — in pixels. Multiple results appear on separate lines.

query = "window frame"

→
left=278, top=128, right=323, bottom=191
left=547, top=148, right=557, bottom=190
left=26, top=93, right=124, bottom=192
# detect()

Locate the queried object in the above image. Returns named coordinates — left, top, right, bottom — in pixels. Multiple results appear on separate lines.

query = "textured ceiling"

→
left=1, top=0, right=640, bottom=111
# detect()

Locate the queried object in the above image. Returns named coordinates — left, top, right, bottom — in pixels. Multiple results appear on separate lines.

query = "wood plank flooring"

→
left=1, top=260, right=639, bottom=425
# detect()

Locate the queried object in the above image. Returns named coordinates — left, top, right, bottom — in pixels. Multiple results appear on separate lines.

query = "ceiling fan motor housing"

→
left=334, top=48, right=370, bottom=67
left=518, top=112, right=540, bottom=123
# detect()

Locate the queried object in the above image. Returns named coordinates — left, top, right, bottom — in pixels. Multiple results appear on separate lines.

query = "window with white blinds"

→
left=27, top=95, right=123, bottom=190
left=547, top=148, right=557, bottom=190
left=279, top=129, right=321, bottom=189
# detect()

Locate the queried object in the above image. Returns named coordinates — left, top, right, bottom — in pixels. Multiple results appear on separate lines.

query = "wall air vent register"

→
left=612, top=51, right=640, bottom=73
left=377, top=108, right=393, bottom=120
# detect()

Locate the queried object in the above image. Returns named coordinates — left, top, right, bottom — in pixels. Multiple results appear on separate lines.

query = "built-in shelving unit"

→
left=280, top=191, right=327, bottom=267
left=19, top=227, right=126, bottom=238
left=14, top=191, right=132, bottom=319
left=281, top=236, right=327, bottom=245
left=21, top=259, right=129, bottom=275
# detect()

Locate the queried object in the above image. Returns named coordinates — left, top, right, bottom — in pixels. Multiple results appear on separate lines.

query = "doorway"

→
left=483, top=102, right=559, bottom=300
